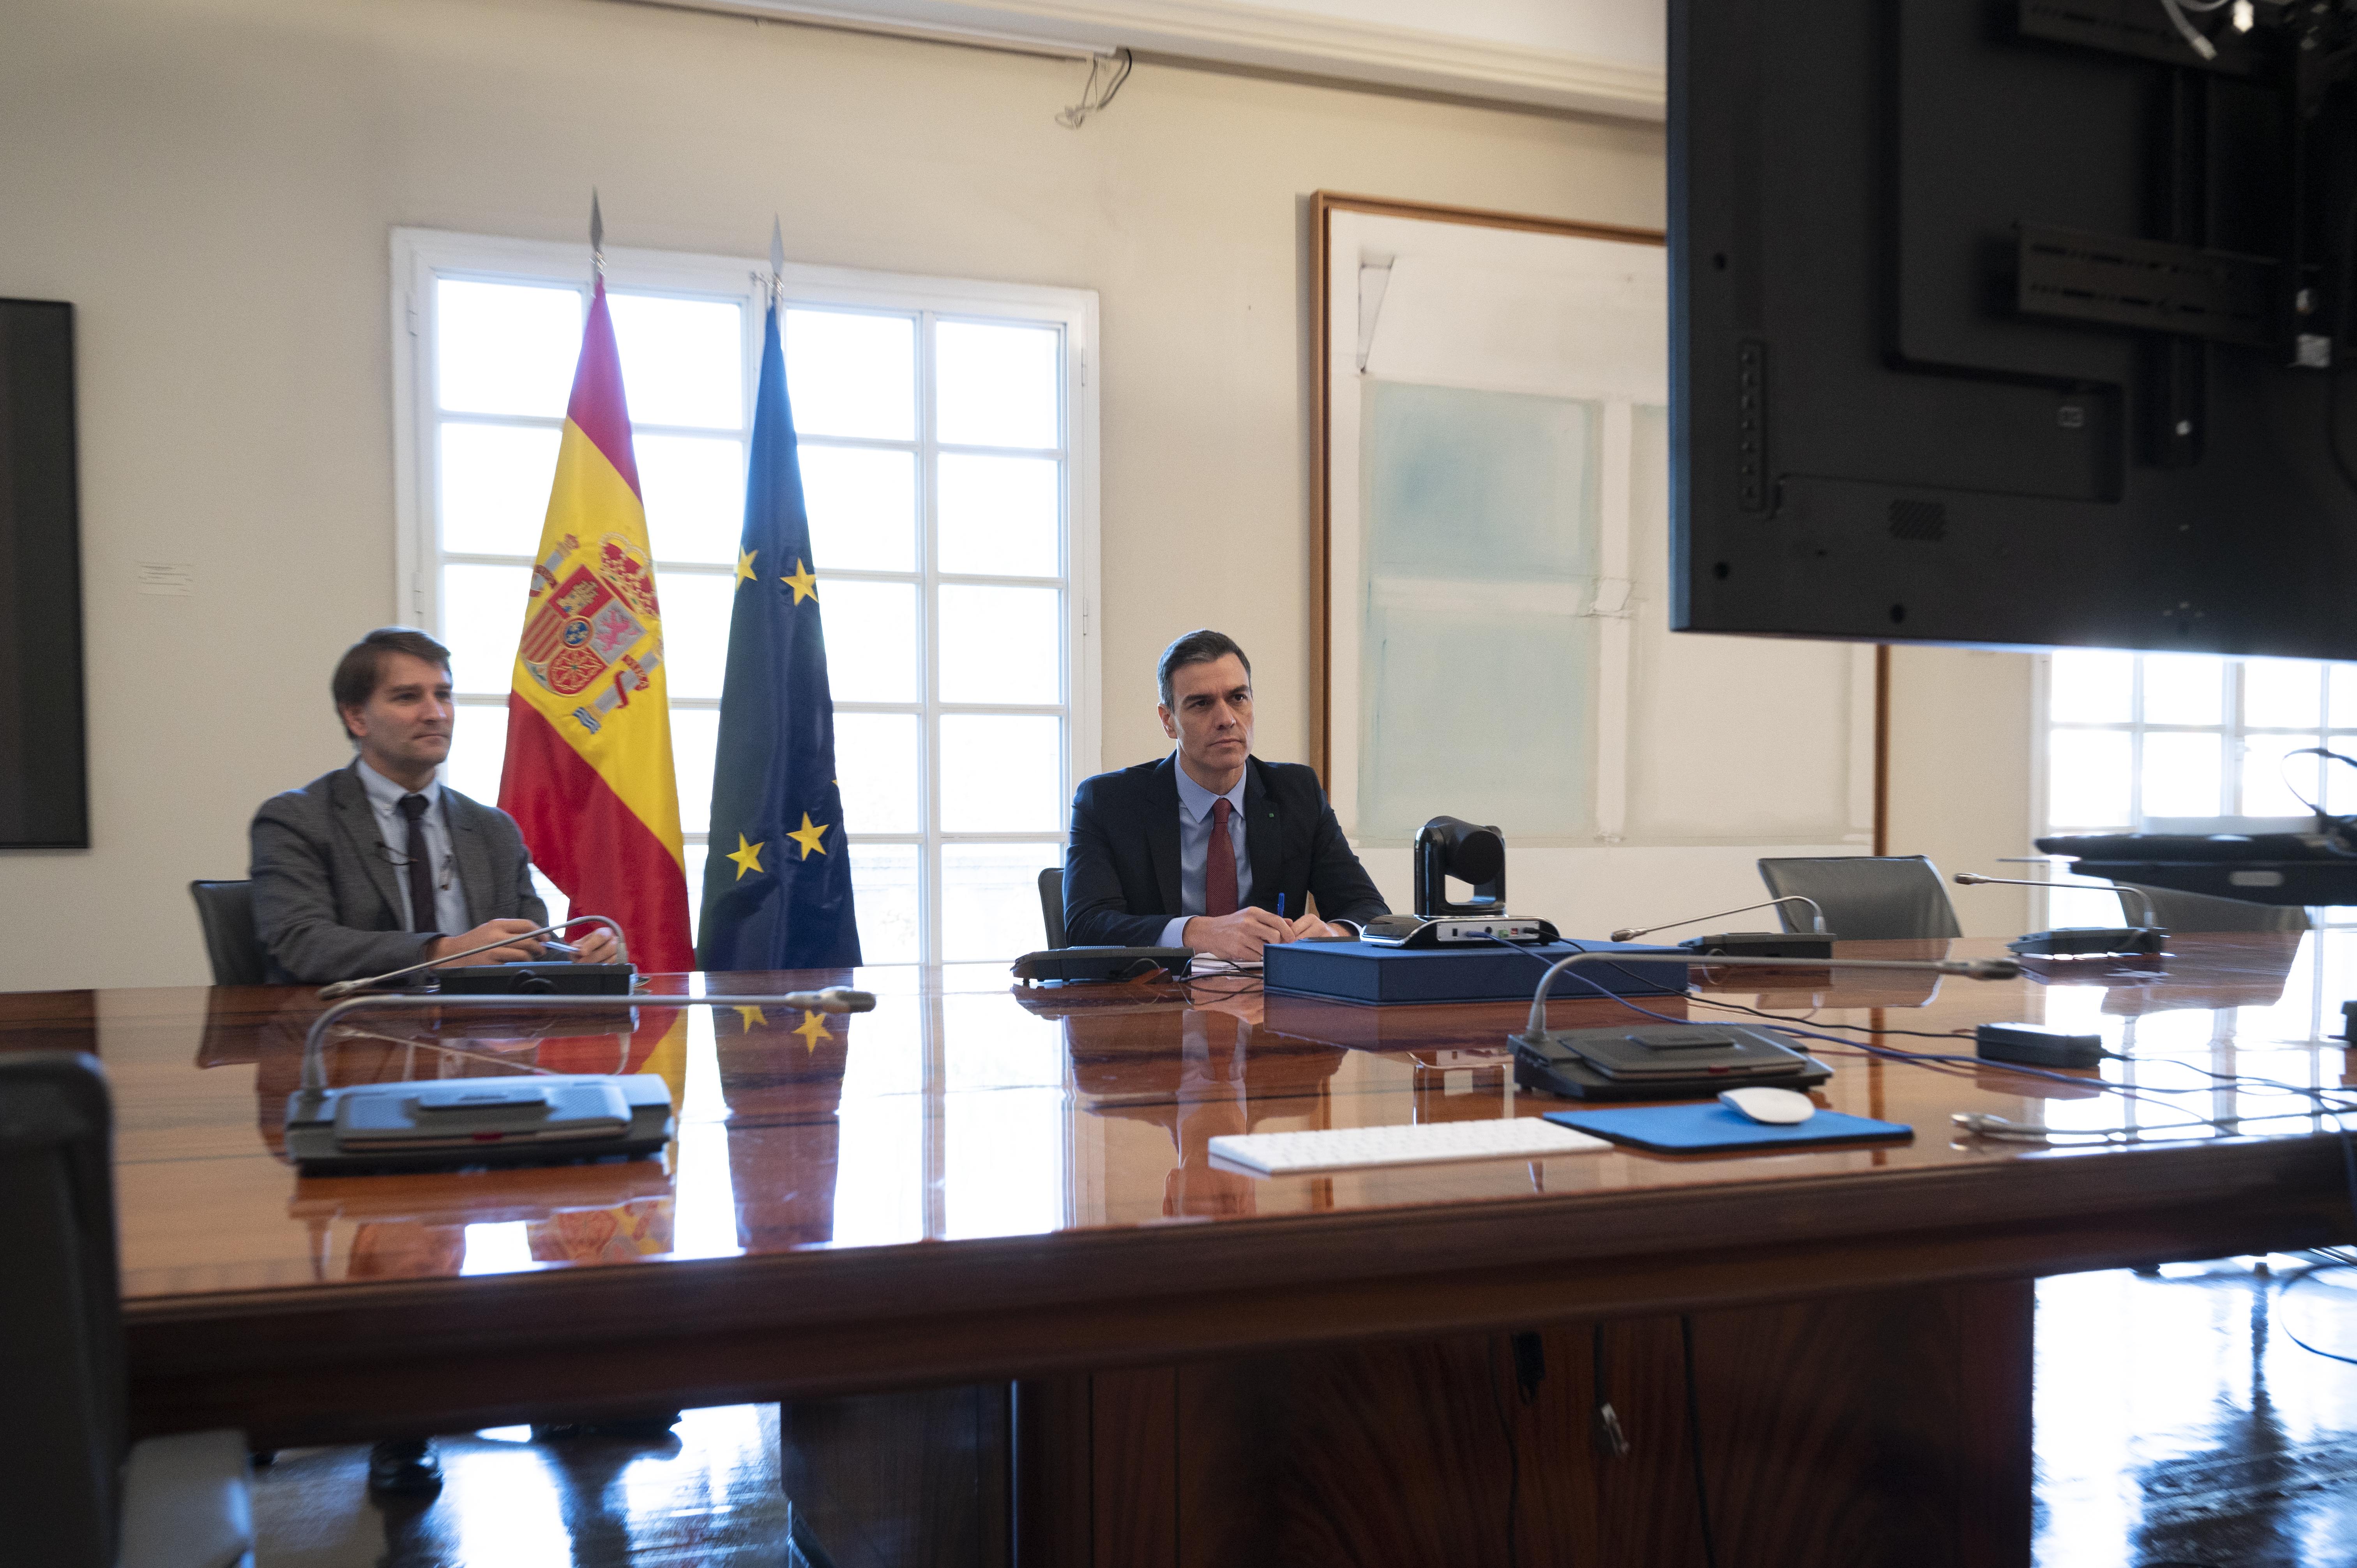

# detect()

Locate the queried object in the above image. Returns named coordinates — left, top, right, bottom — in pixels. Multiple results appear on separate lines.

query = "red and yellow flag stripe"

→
left=498, top=278, right=695, bottom=973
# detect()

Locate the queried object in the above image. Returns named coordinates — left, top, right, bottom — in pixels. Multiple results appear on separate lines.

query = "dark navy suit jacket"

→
left=1062, top=754, right=1389, bottom=948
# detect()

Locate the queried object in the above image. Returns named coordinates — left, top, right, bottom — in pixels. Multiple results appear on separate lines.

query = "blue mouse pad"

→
left=1542, top=1104, right=1914, bottom=1154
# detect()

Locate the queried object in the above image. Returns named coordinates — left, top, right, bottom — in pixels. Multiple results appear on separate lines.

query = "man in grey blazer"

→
left=249, top=627, right=621, bottom=1494
left=251, top=626, right=618, bottom=986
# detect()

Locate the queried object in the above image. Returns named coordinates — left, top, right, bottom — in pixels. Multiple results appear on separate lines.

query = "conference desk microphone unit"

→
left=1608, top=896, right=1837, bottom=961
left=1953, top=873, right=2168, bottom=959
left=315, top=916, right=638, bottom=999
left=1510, top=950, right=2021, bottom=1102
left=284, top=986, right=878, bottom=1173
left=1012, top=947, right=1194, bottom=984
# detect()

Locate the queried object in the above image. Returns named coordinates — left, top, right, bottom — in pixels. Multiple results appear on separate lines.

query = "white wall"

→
left=0, top=0, right=1664, bottom=991
left=1883, top=646, right=2039, bottom=939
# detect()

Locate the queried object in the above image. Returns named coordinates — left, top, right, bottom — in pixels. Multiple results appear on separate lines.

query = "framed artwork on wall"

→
left=1310, top=194, right=1880, bottom=932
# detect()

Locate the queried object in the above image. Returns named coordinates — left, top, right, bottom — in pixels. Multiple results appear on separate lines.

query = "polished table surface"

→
left=5, top=935, right=2353, bottom=1443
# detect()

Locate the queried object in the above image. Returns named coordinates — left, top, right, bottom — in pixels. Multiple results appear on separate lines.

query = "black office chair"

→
left=1037, top=867, right=1067, bottom=950
left=1758, top=855, right=1964, bottom=940
left=0, top=1052, right=255, bottom=1568
left=2111, top=881, right=2312, bottom=934
left=187, top=881, right=267, bottom=987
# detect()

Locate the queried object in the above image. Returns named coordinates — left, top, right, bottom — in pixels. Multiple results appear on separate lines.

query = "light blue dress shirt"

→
left=355, top=759, right=470, bottom=937
left=1157, top=762, right=1253, bottom=950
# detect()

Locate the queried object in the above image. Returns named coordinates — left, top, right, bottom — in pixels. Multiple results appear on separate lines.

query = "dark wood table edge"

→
left=127, top=1134, right=2354, bottom=1444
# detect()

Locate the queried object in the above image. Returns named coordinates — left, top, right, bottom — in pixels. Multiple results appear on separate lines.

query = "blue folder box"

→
left=1260, top=939, right=1687, bottom=1007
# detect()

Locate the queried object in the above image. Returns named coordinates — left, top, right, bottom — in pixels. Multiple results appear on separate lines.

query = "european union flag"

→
left=696, top=288, right=862, bottom=971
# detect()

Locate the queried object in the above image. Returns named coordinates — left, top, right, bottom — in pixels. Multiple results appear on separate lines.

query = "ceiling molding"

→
left=670, top=0, right=1666, bottom=120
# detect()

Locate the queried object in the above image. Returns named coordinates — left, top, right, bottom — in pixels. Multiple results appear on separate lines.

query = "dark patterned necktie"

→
left=398, top=793, right=437, bottom=934
left=1206, top=796, right=1239, bottom=917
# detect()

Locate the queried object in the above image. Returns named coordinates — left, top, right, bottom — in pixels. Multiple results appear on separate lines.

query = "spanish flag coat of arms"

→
left=498, top=276, right=696, bottom=974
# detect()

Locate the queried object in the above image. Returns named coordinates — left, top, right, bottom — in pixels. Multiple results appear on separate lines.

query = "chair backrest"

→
left=187, top=881, right=267, bottom=987
left=1038, top=867, right=1067, bottom=950
left=1757, top=855, right=1964, bottom=940
left=2113, top=881, right=2313, bottom=934
left=0, top=1052, right=123, bottom=1568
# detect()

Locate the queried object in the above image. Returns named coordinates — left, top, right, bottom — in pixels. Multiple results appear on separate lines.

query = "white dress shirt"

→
left=354, top=759, right=470, bottom=937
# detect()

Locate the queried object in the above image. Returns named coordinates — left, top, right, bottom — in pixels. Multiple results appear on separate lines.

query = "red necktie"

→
left=1206, top=796, right=1239, bottom=916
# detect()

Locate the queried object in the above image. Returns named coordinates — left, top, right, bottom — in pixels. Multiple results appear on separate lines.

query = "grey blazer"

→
left=249, top=762, right=549, bottom=984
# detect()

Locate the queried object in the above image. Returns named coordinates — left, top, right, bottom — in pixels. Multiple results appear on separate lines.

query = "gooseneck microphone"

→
left=1954, top=872, right=2158, bottom=927
left=316, top=915, right=631, bottom=1000
left=1608, top=896, right=1828, bottom=944
left=1521, top=949, right=2019, bottom=1037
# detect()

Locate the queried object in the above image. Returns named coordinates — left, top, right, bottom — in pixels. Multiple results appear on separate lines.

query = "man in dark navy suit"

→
left=1063, top=629, right=1389, bottom=961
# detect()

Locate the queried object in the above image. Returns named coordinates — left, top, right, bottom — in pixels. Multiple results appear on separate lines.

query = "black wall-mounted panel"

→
left=0, top=300, right=88, bottom=848
left=1671, top=0, right=2357, bottom=658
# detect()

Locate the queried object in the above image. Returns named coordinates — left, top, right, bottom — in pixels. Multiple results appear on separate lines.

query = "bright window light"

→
left=411, top=239, right=1090, bottom=962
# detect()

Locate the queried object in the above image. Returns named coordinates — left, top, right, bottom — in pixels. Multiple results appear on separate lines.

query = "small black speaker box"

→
left=434, top=962, right=637, bottom=996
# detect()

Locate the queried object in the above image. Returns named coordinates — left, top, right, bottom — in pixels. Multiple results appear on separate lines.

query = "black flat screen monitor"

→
left=1671, top=0, right=2357, bottom=658
left=0, top=299, right=88, bottom=848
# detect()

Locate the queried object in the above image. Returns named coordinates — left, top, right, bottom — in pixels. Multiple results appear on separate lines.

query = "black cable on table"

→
left=2277, top=1258, right=2357, bottom=1368
left=1482, top=934, right=2320, bottom=1132
left=1684, top=990, right=1976, bottom=1043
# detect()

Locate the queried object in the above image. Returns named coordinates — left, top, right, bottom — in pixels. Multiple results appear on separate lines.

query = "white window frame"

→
left=2029, top=651, right=2357, bottom=930
left=388, top=228, right=1101, bottom=963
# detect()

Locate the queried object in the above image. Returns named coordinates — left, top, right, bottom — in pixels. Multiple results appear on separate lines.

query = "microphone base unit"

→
left=430, top=961, right=638, bottom=996
left=284, top=1072, right=675, bottom=1174
left=2006, top=927, right=2166, bottom=959
left=1360, top=915, right=1558, bottom=948
left=1011, top=947, right=1193, bottom=984
left=1511, top=1023, right=1833, bottom=1102
left=1677, top=931, right=1837, bottom=959
left=1974, top=1023, right=2105, bottom=1070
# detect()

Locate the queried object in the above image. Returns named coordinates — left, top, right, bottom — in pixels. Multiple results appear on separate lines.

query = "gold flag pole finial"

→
left=590, top=189, right=606, bottom=278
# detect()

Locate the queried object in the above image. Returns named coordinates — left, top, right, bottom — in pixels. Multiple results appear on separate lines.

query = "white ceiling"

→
left=1272, top=0, right=1661, bottom=71
left=689, top=0, right=1668, bottom=119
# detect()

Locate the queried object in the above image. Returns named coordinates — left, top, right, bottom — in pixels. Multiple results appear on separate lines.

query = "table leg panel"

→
left=1017, top=1280, right=2034, bottom=1568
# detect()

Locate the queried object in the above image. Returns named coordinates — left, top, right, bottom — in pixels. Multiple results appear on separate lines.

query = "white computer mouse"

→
left=1718, top=1086, right=1816, bottom=1125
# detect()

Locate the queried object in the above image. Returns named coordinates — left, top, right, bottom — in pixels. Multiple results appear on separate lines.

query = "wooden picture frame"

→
left=1309, top=192, right=1663, bottom=784
left=1307, top=192, right=1888, bottom=926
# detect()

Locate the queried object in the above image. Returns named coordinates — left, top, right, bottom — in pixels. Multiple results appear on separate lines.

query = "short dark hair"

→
left=332, top=626, right=452, bottom=739
left=1157, top=629, right=1251, bottom=708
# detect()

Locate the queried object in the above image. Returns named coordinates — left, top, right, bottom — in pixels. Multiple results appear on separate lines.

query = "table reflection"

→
left=119, top=939, right=2357, bottom=1297
left=1048, top=987, right=1345, bottom=1220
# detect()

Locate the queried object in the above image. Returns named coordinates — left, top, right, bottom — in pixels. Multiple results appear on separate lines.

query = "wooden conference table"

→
left=5, top=936, right=2354, bottom=1566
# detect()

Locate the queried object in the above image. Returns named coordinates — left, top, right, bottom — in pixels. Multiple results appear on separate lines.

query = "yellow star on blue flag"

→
left=725, top=833, right=765, bottom=879
left=693, top=293, right=862, bottom=970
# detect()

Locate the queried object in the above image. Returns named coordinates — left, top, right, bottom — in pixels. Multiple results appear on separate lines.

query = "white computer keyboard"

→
left=1208, top=1117, right=1610, bottom=1176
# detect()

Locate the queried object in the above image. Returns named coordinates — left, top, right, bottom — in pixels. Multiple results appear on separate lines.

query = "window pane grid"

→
left=2041, top=650, right=2357, bottom=929
left=424, top=263, right=1078, bottom=964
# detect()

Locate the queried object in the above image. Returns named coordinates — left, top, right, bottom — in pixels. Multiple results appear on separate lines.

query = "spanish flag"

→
left=498, top=275, right=696, bottom=974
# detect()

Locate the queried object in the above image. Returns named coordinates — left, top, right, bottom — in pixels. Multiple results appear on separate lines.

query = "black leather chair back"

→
left=188, top=880, right=267, bottom=987
left=0, top=1052, right=122, bottom=1568
left=1038, top=867, right=1067, bottom=950
left=1758, top=855, right=1964, bottom=940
